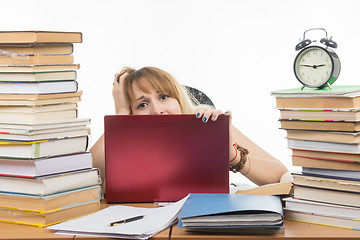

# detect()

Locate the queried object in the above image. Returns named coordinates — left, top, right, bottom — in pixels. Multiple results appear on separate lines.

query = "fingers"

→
left=196, top=109, right=223, bottom=123
left=224, top=110, right=232, bottom=118
left=114, top=71, right=129, bottom=85
left=195, top=109, right=232, bottom=123
left=224, top=110, right=233, bottom=125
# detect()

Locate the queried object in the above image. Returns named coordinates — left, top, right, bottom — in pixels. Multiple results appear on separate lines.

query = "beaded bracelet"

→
left=229, top=143, right=249, bottom=174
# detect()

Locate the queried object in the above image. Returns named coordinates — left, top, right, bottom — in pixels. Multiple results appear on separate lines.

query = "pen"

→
left=108, top=215, right=145, bottom=227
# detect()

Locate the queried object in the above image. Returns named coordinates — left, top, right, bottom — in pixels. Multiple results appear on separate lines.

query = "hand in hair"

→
left=113, top=71, right=131, bottom=115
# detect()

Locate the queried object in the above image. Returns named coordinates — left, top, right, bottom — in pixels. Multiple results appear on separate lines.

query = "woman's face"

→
left=130, top=79, right=182, bottom=115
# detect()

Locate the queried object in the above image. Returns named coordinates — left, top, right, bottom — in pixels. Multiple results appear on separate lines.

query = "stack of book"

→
left=0, top=31, right=100, bottom=227
left=271, top=85, right=360, bottom=230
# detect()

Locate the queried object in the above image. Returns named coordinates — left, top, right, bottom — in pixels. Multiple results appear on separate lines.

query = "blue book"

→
left=178, top=193, right=284, bottom=233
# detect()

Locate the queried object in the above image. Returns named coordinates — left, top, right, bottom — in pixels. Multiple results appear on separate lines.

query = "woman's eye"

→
left=160, top=94, right=169, bottom=100
left=137, top=102, right=147, bottom=109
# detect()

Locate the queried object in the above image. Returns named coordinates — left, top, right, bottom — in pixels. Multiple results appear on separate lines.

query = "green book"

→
left=271, top=85, right=360, bottom=98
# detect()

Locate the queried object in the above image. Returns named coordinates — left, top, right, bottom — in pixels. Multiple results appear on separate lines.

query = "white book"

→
left=283, top=197, right=360, bottom=219
left=0, top=109, right=77, bottom=122
left=0, top=152, right=92, bottom=177
left=0, top=168, right=99, bottom=196
left=271, top=85, right=360, bottom=98
left=0, top=80, right=78, bottom=94
left=285, top=209, right=360, bottom=230
left=0, top=136, right=88, bottom=158
left=0, top=128, right=90, bottom=141
left=288, top=139, right=360, bottom=153
left=0, top=125, right=87, bottom=136
left=0, top=118, right=90, bottom=132
left=0, top=71, right=77, bottom=82
left=293, top=185, right=360, bottom=208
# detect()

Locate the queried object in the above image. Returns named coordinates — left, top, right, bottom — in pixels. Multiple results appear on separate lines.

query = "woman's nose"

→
left=151, top=102, right=164, bottom=114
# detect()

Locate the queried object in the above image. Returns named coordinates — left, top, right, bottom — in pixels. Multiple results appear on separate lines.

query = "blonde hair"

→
left=121, top=66, right=212, bottom=114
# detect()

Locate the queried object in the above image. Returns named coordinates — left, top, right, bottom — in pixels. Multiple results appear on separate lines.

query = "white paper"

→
left=48, top=196, right=188, bottom=239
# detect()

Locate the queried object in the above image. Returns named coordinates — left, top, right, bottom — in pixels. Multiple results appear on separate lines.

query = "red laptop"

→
left=104, top=114, right=229, bottom=203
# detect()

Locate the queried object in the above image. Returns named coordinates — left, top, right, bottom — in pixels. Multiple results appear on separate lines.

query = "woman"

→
left=90, top=66, right=289, bottom=190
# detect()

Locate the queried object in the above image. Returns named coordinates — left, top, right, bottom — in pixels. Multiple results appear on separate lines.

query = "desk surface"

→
left=0, top=202, right=360, bottom=240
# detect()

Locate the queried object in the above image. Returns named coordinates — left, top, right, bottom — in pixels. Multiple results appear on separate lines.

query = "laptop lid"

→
left=104, top=114, right=229, bottom=203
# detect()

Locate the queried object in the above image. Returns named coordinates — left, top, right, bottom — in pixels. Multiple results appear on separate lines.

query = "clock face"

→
left=294, top=46, right=334, bottom=88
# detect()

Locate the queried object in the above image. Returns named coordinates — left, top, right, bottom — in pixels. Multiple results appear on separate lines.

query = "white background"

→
left=2, top=0, right=360, bottom=185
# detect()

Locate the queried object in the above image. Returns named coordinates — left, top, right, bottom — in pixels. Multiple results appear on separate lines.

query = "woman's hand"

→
left=196, top=109, right=232, bottom=124
left=112, top=71, right=131, bottom=115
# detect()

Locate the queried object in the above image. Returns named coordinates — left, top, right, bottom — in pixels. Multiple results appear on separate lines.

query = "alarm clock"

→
left=293, top=28, right=341, bottom=89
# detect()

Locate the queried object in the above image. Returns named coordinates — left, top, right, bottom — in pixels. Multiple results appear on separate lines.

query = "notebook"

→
left=104, top=114, right=229, bottom=203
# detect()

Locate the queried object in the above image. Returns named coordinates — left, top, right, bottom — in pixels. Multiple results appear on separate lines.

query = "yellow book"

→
left=0, top=186, right=100, bottom=213
left=0, top=201, right=99, bottom=228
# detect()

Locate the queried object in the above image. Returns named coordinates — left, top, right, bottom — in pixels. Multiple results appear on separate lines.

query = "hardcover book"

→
left=288, top=139, right=360, bottom=153
left=0, top=118, right=90, bottom=134
left=284, top=197, right=360, bottom=219
left=0, top=64, right=80, bottom=73
left=0, top=109, right=78, bottom=122
left=0, top=168, right=99, bottom=196
left=285, top=208, right=360, bottom=230
left=0, top=43, right=74, bottom=55
left=281, top=120, right=360, bottom=132
left=0, top=54, right=74, bottom=65
left=0, top=31, right=82, bottom=44
left=279, top=108, right=360, bottom=122
left=293, top=184, right=360, bottom=207
left=271, top=85, right=360, bottom=97
left=0, top=71, right=76, bottom=82
left=0, top=185, right=100, bottom=213
left=0, top=127, right=89, bottom=141
left=0, top=90, right=82, bottom=100
left=0, top=80, right=78, bottom=94
left=292, top=149, right=360, bottom=162
left=0, top=151, right=92, bottom=177
left=292, top=173, right=360, bottom=193
left=0, top=136, right=89, bottom=159
left=301, top=167, right=360, bottom=181
left=292, top=156, right=360, bottom=171
left=287, top=130, right=360, bottom=143
left=0, top=201, right=99, bottom=228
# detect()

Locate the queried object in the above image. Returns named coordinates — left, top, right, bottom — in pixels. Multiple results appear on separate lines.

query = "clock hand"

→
left=300, top=64, right=326, bottom=69
left=300, top=64, right=316, bottom=68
